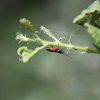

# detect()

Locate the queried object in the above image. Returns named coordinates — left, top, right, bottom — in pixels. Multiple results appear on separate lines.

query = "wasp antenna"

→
left=68, top=33, right=73, bottom=44
left=67, top=27, right=80, bottom=44
left=58, top=37, right=65, bottom=41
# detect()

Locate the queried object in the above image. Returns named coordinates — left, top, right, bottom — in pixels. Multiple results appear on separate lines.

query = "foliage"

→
left=73, top=0, right=100, bottom=51
left=16, top=0, right=100, bottom=63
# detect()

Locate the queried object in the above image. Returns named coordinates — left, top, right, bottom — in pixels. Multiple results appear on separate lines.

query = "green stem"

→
left=28, top=38, right=100, bottom=54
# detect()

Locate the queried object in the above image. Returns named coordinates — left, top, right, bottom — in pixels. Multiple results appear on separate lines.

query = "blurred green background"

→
left=0, top=0, right=100, bottom=100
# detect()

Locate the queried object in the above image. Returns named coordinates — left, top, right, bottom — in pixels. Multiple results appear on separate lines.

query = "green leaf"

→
left=73, top=0, right=100, bottom=27
left=85, top=23, right=100, bottom=50
left=17, top=46, right=45, bottom=63
left=73, top=0, right=100, bottom=51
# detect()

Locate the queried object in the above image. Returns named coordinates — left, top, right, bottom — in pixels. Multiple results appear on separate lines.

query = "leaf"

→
left=17, top=46, right=45, bottom=63
left=85, top=23, right=100, bottom=50
left=73, top=0, right=100, bottom=27
left=73, top=0, right=100, bottom=51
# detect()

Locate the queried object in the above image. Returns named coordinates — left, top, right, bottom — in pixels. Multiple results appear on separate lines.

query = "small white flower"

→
left=40, top=26, right=46, bottom=33
left=16, top=33, right=28, bottom=42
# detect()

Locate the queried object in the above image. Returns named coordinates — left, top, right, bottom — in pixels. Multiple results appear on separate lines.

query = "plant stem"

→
left=28, top=38, right=100, bottom=54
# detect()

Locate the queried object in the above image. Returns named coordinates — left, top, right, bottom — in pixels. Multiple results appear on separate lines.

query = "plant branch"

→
left=16, top=17, right=100, bottom=63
